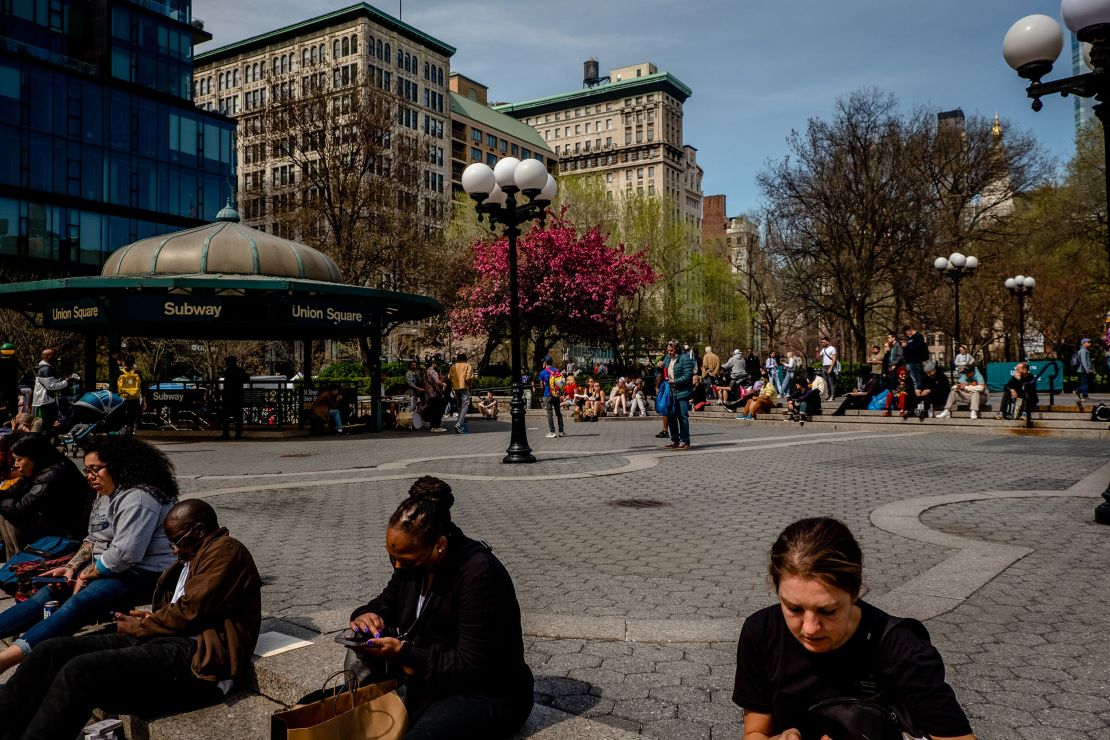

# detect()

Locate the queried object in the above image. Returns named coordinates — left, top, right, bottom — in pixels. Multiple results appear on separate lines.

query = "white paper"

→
left=253, top=631, right=314, bottom=658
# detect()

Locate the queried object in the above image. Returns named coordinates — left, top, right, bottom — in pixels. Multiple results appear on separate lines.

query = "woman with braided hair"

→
left=347, top=476, right=533, bottom=739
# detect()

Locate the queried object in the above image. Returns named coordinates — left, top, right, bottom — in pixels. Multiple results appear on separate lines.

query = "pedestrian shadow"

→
left=530, top=676, right=602, bottom=720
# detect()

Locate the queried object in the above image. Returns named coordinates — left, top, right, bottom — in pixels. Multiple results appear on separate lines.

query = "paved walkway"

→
left=6, top=421, right=1101, bottom=737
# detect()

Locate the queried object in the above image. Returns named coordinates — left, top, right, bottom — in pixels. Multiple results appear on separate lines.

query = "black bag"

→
left=806, top=616, right=926, bottom=740
left=1091, top=403, right=1110, bottom=422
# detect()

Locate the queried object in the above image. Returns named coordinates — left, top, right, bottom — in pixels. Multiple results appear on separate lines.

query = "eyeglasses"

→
left=83, top=464, right=107, bottom=477
left=168, top=525, right=196, bottom=548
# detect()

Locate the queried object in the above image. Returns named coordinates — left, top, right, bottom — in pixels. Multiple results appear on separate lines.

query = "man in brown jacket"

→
left=0, top=500, right=261, bottom=740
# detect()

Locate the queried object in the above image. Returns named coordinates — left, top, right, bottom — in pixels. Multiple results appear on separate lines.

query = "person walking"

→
left=538, top=356, right=565, bottom=438
left=818, top=337, right=838, bottom=401
left=116, top=356, right=143, bottom=434
left=1076, top=338, right=1094, bottom=401
left=31, top=349, right=77, bottom=432
left=662, top=340, right=695, bottom=449
left=218, top=356, right=249, bottom=440
left=447, top=353, right=474, bottom=435
left=701, top=345, right=720, bottom=383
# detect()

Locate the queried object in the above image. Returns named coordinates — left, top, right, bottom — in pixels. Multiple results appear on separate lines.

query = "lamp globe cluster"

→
left=933, top=252, right=978, bottom=272
left=461, top=159, right=557, bottom=205
left=1003, top=1, right=1110, bottom=81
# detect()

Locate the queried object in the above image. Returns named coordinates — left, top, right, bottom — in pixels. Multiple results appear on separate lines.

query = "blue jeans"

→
left=776, top=372, right=793, bottom=397
left=667, top=398, right=690, bottom=444
left=0, top=567, right=158, bottom=655
left=906, top=362, right=924, bottom=391
left=455, top=389, right=470, bottom=432
left=1078, top=371, right=1090, bottom=398
left=328, top=409, right=343, bottom=431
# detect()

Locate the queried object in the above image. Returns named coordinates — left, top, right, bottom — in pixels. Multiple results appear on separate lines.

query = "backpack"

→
left=0, top=535, right=80, bottom=598
left=118, top=369, right=141, bottom=400
left=547, top=369, right=565, bottom=397
left=1070, top=352, right=1080, bottom=368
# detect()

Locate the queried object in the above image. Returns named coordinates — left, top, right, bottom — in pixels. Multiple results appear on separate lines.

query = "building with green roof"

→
left=494, top=60, right=703, bottom=239
left=448, top=73, right=555, bottom=196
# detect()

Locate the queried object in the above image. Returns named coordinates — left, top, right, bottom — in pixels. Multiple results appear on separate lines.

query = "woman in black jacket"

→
left=349, top=476, right=533, bottom=739
left=0, top=433, right=91, bottom=555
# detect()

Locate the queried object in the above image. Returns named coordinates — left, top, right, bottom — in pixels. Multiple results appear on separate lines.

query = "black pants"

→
left=0, top=633, right=223, bottom=740
left=406, top=692, right=532, bottom=740
left=221, top=400, right=244, bottom=437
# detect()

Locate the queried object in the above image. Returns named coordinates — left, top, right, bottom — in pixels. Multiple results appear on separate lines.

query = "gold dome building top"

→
left=992, top=112, right=1003, bottom=141
left=100, top=203, right=344, bottom=283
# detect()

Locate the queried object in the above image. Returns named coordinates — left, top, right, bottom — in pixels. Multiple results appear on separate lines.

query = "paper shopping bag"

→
left=271, top=676, right=407, bottom=740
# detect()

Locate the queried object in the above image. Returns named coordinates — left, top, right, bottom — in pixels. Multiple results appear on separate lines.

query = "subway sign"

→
left=43, top=299, right=107, bottom=326
left=282, top=298, right=371, bottom=327
left=119, top=295, right=224, bottom=322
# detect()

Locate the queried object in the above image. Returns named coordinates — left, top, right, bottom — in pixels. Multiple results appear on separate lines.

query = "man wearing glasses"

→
left=0, top=499, right=261, bottom=738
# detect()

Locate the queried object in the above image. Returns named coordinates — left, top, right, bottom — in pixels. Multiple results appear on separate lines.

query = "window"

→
left=511, top=143, right=518, bottom=156
left=585, top=122, right=591, bottom=133
left=522, top=148, right=530, bottom=159
left=471, top=147, right=481, bottom=161
left=500, top=139, right=508, bottom=153
left=334, top=40, right=340, bottom=58
left=487, top=134, right=496, bottom=148
left=310, top=46, right=318, bottom=64
left=574, top=124, right=581, bottom=135
left=351, top=35, right=358, bottom=54
left=472, top=128, right=482, bottom=142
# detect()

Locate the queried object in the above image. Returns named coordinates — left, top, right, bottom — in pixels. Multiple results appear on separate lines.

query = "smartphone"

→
left=31, top=577, right=69, bottom=586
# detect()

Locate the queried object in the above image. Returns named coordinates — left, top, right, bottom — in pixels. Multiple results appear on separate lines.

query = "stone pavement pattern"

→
left=158, top=423, right=1110, bottom=737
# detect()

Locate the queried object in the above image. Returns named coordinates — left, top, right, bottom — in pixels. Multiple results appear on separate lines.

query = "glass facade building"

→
left=0, top=0, right=236, bottom=273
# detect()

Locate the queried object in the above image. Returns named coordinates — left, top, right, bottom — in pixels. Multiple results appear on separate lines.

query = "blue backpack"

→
left=654, top=379, right=673, bottom=415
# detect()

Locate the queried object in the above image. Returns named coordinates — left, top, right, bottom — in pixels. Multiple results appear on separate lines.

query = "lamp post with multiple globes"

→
left=1004, top=275, right=1036, bottom=361
left=932, top=252, right=979, bottom=363
left=460, top=158, right=557, bottom=464
left=1002, top=2, right=1110, bottom=522
left=1003, top=2, right=1110, bottom=277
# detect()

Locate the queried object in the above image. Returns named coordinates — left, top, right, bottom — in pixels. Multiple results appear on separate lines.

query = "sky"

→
left=192, top=0, right=1080, bottom=216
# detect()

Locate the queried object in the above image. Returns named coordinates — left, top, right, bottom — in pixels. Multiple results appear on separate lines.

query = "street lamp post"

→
left=461, top=158, right=557, bottom=464
left=1003, top=3, right=1110, bottom=277
left=1004, top=275, right=1036, bottom=360
left=933, top=252, right=979, bottom=364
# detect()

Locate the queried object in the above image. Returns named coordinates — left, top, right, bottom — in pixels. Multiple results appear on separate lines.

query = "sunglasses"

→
left=168, top=524, right=197, bottom=548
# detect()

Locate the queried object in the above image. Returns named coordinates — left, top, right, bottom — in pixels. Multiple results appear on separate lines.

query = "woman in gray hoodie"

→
left=0, top=436, right=178, bottom=675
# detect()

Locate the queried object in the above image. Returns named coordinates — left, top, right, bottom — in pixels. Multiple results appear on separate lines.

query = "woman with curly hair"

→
left=0, top=435, right=178, bottom=675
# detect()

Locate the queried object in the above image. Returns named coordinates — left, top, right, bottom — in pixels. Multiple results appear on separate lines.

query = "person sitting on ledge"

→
left=996, top=361, right=1038, bottom=422
left=832, top=366, right=885, bottom=416
left=344, top=476, right=533, bottom=739
left=784, top=377, right=822, bottom=423
left=936, top=366, right=988, bottom=420
left=0, top=499, right=261, bottom=740
left=914, top=362, right=951, bottom=420
left=477, top=391, right=499, bottom=421
left=733, top=517, right=975, bottom=740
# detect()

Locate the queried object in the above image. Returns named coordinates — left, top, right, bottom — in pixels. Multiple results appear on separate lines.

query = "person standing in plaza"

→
left=1076, top=337, right=1093, bottom=401
left=116, top=356, right=143, bottom=434
left=902, top=324, right=928, bottom=389
left=218, top=356, right=249, bottom=440
left=31, top=348, right=77, bottom=432
left=423, top=360, right=447, bottom=432
left=701, top=345, right=720, bottom=385
left=745, top=349, right=760, bottom=381
left=663, top=340, right=694, bottom=449
left=447, top=353, right=474, bottom=435
left=0, top=343, right=18, bottom=424
left=538, top=355, right=565, bottom=439
left=405, top=361, right=425, bottom=413
left=818, top=337, right=838, bottom=401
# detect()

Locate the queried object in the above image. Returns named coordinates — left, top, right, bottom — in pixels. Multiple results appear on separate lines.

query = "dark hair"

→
left=167, top=499, right=218, bottom=531
left=902, top=324, right=913, bottom=332
left=82, top=435, right=178, bottom=503
left=769, top=517, right=863, bottom=599
left=455, top=353, right=467, bottom=362
left=388, top=476, right=455, bottom=546
left=10, top=433, right=64, bottom=469
left=821, top=336, right=830, bottom=342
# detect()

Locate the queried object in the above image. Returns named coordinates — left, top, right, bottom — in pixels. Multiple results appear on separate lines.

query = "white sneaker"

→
left=557, top=431, right=566, bottom=437
left=970, top=411, right=978, bottom=420
left=929, top=410, right=935, bottom=418
left=936, top=409, right=951, bottom=419
left=545, top=432, right=557, bottom=438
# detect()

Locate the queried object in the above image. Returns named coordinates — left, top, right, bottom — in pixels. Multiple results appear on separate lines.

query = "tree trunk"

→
left=477, top=333, right=501, bottom=375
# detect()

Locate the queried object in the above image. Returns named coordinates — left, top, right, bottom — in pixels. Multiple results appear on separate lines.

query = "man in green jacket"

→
left=0, top=499, right=261, bottom=739
left=662, top=339, right=696, bottom=449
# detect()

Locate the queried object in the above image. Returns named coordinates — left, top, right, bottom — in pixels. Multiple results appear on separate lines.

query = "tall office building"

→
left=193, top=3, right=454, bottom=235
left=495, top=60, right=703, bottom=239
left=0, top=0, right=236, bottom=274
left=448, top=73, right=555, bottom=197
left=1071, top=34, right=1097, bottom=134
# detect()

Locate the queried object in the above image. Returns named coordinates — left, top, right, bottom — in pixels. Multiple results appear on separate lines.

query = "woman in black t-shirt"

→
left=733, top=517, right=974, bottom=740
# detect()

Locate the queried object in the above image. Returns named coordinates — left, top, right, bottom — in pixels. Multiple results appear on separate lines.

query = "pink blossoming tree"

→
left=450, top=212, right=658, bottom=371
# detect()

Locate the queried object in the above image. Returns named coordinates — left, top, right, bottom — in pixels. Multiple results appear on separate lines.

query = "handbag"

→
left=0, top=535, right=79, bottom=596
left=654, top=380, right=672, bottom=416
left=271, top=671, right=407, bottom=740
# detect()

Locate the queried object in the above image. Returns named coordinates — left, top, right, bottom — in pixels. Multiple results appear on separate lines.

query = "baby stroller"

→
left=59, top=390, right=128, bottom=457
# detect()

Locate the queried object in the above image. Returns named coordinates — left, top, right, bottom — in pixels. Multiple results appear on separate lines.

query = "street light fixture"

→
left=1004, top=275, right=1036, bottom=361
left=1003, top=2, right=1110, bottom=276
left=933, top=252, right=979, bottom=364
left=461, top=157, right=557, bottom=464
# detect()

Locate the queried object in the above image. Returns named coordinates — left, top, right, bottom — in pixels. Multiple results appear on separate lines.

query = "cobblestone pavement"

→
left=163, top=421, right=1109, bottom=738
